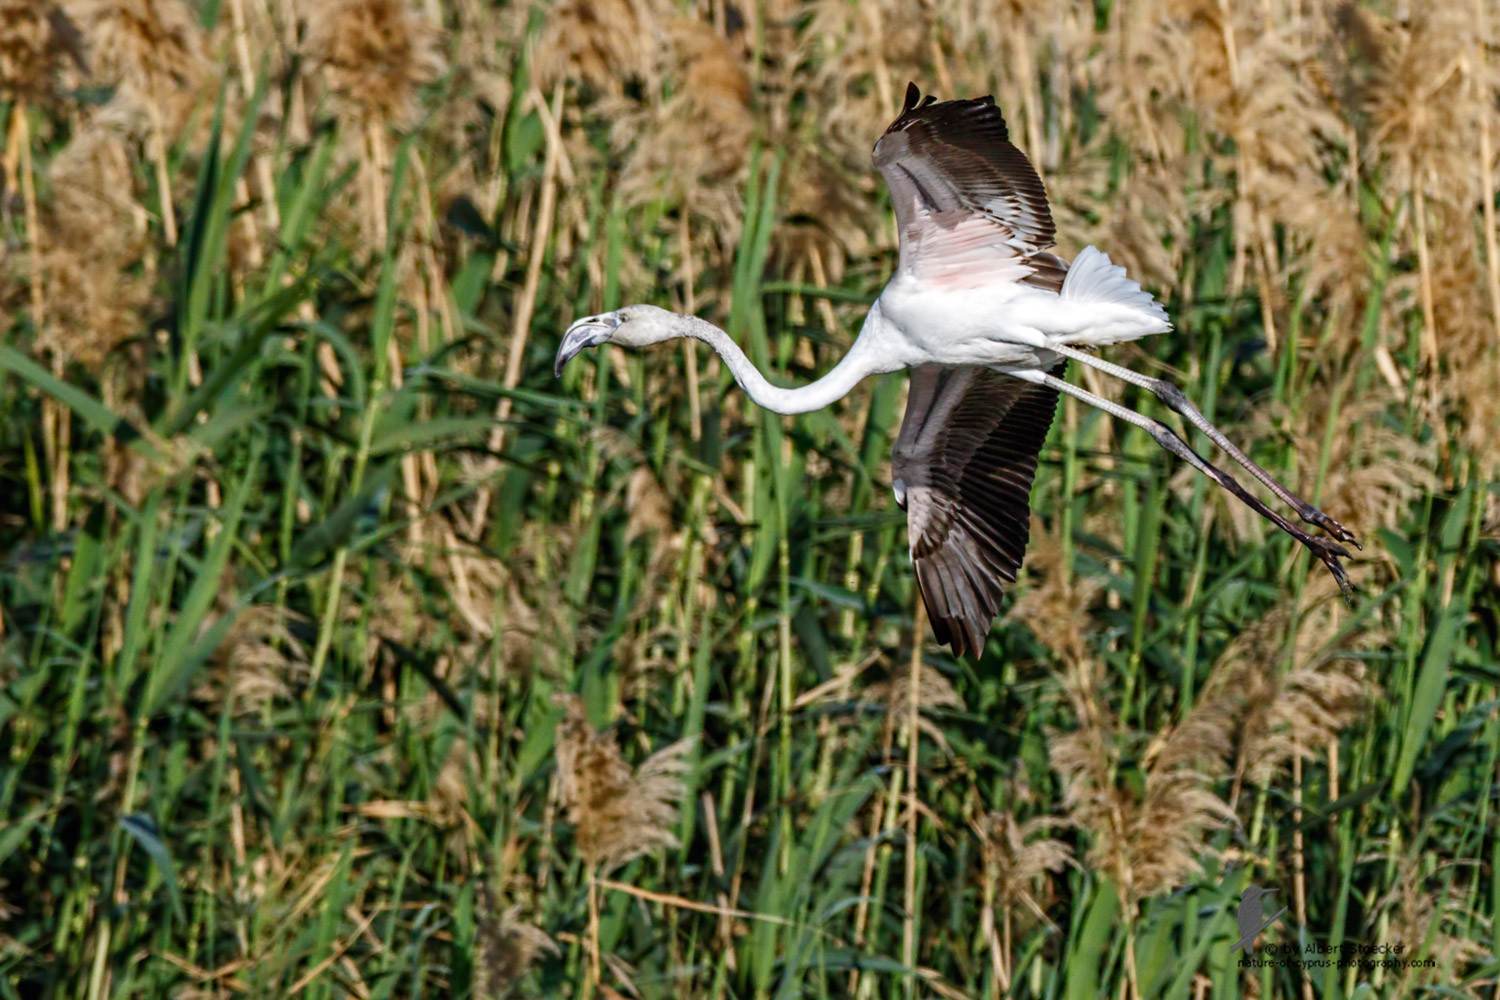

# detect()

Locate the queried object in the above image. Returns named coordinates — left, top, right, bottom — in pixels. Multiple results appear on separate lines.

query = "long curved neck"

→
left=676, top=313, right=889, bottom=415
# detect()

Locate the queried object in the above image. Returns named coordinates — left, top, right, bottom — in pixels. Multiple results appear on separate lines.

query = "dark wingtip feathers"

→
left=921, top=603, right=984, bottom=660
left=888, top=84, right=1005, bottom=137
left=900, top=82, right=994, bottom=115
left=923, top=615, right=989, bottom=660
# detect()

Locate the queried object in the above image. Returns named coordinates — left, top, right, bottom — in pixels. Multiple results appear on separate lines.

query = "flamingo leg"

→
left=1009, top=367, right=1355, bottom=603
left=1040, top=342, right=1359, bottom=549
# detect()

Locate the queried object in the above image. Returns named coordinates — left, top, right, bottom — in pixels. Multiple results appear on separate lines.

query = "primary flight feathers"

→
left=894, top=363, right=1065, bottom=657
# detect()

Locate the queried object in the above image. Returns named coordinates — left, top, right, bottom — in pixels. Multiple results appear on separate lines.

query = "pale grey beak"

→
left=554, top=317, right=615, bottom=377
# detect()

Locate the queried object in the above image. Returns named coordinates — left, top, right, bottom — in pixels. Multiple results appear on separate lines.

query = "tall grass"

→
left=1, top=0, right=1497, bottom=997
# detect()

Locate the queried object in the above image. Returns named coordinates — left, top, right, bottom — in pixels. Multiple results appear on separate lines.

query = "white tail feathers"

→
left=1061, top=246, right=1171, bottom=328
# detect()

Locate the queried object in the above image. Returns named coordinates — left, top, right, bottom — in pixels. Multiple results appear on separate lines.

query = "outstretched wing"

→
left=892, top=363, right=1065, bottom=657
left=873, top=83, right=1057, bottom=290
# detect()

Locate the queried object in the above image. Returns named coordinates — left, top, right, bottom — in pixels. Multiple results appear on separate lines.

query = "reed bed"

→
left=0, top=0, right=1497, bottom=997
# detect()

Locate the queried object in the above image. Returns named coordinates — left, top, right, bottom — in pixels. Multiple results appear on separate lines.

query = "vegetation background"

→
left=1, top=0, right=1498, bottom=996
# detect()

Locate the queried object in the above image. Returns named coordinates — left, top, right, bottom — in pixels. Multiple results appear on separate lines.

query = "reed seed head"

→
left=303, top=0, right=445, bottom=128
left=0, top=1, right=85, bottom=101
left=472, top=890, right=557, bottom=1000
left=553, top=694, right=690, bottom=873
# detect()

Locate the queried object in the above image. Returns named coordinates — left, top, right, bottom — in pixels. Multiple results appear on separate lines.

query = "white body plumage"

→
left=875, top=245, right=1173, bottom=370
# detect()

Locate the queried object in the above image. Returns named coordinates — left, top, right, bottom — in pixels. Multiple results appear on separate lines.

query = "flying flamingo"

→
left=555, top=84, right=1357, bottom=656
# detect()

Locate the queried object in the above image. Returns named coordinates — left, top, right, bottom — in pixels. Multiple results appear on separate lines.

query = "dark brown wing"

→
left=892, top=362, right=1066, bottom=657
left=873, top=83, right=1056, bottom=286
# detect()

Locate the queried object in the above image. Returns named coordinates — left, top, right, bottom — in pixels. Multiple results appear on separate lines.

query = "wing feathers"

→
left=874, top=83, right=1056, bottom=276
left=875, top=88, right=1069, bottom=656
left=894, top=363, right=1066, bottom=657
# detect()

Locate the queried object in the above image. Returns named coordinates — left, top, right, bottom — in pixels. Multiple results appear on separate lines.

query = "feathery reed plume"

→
left=1370, top=850, right=1491, bottom=991
left=195, top=604, right=306, bottom=712
left=480, top=524, right=577, bottom=675
left=1424, top=205, right=1500, bottom=467
left=28, top=123, right=149, bottom=368
left=0, top=1, right=85, bottom=103
left=533, top=0, right=658, bottom=97
left=617, top=16, right=755, bottom=242
left=1235, top=391, right=1434, bottom=547
left=552, top=694, right=690, bottom=874
left=1127, top=696, right=1238, bottom=894
left=302, top=0, right=443, bottom=248
left=1, top=2, right=86, bottom=451
left=861, top=658, right=965, bottom=750
left=1004, top=515, right=1105, bottom=665
left=1191, top=576, right=1375, bottom=806
left=1048, top=656, right=1237, bottom=999
left=1105, top=0, right=1348, bottom=331
left=1051, top=149, right=1196, bottom=300
left=74, top=0, right=212, bottom=245
left=471, top=889, right=557, bottom=1000
left=1240, top=666, right=1366, bottom=789
left=865, top=659, right=964, bottom=711
left=1050, top=655, right=1235, bottom=907
left=302, top=0, right=444, bottom=129
left=973, top=813, right=1071, bottom=920
left=973, top=807, right=1072, bottom=990
left=589, top=428, right=678, bottom=562
left=553, top=693, right=689, bottom=990
left=301, top=0, right=443, bottom=561
left=1332, top=2, right=1477, bottom=198
left=78, top=0, right=210, bottom=107
left=1332, top=2, right=1491, bottom=370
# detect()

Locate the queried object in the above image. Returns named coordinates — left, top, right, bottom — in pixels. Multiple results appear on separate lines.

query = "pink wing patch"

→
left=902, top=208, right=1034, bottom=291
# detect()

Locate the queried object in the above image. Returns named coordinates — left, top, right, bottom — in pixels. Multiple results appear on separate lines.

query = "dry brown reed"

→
left=1369, top=849, right=1490, bottom=993
left=552, top=693, right=690, bottom=990
left=552, top=693, right=690, bottom=874
left=70, top=0, right=214, bottom=248
left=1050, top=667, right=1236, bottom=907
left=76, top=0, right=213, bottom=142
left=973, top=806, right=1072, bottom=990
left=470, top=892, right=558, bottom=999
left=195, top=604, right=307, bottom=713
left=533, top=0, right=658, bottom=97
left=0, top=2, right=85, bottom=103
left=1004, top=515, right=1107, bottom=666
left=1328, top=1, right=1500, bottom=456
left=1221, top=386, right=1438, bottom=570
left=28, top=125, right=150, bottom=369
left=302, top=0, right=444, bottom=253
left=861, top=657, right=966, bottom=752
left=302, top=0, right=445, bottom=129
left=1049, top=571, right=1373, bottom=914
left=973, top=811, right=1072, bottom=926
left=618, top=16, right=755, bottom=239
left=5, top=0, right=1496, bottom=984
left=1195, top=576, right=1375, bottom=805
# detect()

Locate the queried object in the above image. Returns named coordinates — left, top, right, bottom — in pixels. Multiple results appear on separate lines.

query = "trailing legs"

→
left=1041, top=342, right=1359, bottom=549
left=1009, top=367, right=1355, bottom=602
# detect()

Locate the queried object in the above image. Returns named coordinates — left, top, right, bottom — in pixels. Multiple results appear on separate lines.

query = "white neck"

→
left=673, top=312, right=892, bottom=415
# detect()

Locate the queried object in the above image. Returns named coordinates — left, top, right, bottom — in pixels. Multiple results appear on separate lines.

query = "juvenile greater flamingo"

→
left=556, top=84, right=1357, bottom=656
